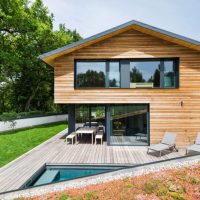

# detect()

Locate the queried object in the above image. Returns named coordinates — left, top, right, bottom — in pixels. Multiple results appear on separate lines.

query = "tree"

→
left=0, top=0, right=82, bottom=113
left=77, top=70, right=106, bottom=87
left=130, top=67, right=144, bottom=82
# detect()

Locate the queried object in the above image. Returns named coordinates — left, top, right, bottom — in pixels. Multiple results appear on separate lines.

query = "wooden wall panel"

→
left=54, top=29, right=200, bottom=146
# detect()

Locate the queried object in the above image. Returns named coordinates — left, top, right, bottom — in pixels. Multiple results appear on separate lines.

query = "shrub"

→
left=85, top=191, right=98, bottom=200
left=143, top=182, right=155, bottom=194
left=125, top=183, right=134, bottom=188
left=0, top=112, right=17, bottom=130
left=0, top=112, right=17, bottom=121
left=169, top=184, right=177, bottom=192
left=29, top=110, right=43, bottom=115
left=0, top=110, right=63, bottom=121
left=143, top=179, right=161, bottom=194
left=156, top=188, right=168, bottom=196
left=59, top=193, right=71, bottom=200
left=189, top=177, right=199, bottom=184
left=169, top=192, right=186, bottom=200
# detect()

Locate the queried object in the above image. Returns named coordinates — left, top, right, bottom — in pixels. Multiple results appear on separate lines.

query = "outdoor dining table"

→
left=76, top=127, right=97, bottom=144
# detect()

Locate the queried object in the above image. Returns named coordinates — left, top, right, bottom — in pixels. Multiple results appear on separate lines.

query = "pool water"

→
left=27, top=165, right=124, bottom=187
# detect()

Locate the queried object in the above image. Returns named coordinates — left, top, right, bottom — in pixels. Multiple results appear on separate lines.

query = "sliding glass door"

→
left=75, top=104, right=149, bottom=145
left=109, top=104, right=149, bottom=145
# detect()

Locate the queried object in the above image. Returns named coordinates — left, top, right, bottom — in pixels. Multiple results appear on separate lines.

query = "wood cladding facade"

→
left=54, top=29, right=200, bottom=146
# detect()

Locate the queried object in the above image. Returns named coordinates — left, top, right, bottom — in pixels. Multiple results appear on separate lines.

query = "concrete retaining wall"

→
left=0, top=114, right=68, bottom=132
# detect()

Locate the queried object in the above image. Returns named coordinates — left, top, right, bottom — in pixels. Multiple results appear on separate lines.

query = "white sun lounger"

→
left=186, top=133, right=200, bottom=155
left=147, top=132, right=178, bottom=157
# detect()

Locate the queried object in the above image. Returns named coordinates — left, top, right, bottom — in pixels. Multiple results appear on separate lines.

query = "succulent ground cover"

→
left=27, top=162, right=200, bottom=200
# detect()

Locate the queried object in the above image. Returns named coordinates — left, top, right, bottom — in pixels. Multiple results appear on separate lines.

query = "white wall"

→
left=0, top=114, right=68, bottom=132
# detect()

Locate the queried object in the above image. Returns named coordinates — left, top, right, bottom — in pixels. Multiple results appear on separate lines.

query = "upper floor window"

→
left=164, top=60, right=175, bottom=88
left=75, top=58, right=179, bottom=88
left=130, top=61, right=160, bottom=88
left=76, top=62, right=106, bottom=88
left=108, top=62, right=120, bottom=88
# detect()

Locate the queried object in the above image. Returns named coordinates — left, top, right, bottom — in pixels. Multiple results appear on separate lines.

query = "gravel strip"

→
left=1, top=155, right=200, bottom=200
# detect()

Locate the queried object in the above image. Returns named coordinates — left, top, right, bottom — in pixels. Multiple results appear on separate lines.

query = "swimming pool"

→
left=23, top=165, right=125, bottom=188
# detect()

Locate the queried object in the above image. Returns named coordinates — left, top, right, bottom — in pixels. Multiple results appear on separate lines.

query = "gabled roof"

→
left=39, top=19, right=200, bottom=66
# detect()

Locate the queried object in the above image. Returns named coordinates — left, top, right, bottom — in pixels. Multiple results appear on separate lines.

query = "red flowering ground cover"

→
left=28, top=163, right=200, bottom=200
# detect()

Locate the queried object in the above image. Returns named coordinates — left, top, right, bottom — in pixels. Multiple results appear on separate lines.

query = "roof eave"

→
left=39, top=20, right=200, bottom=67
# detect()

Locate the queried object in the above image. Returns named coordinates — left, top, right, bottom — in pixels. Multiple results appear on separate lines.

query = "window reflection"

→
left=110, top=104, right=149, bottom=145
left=76, top=62, right=106, bottom=87
left=130, top=61, right=160, bottom=88
left=164, top=61, right=175, bottom=87
left=109, top=62, right=120, bottom=87
left=76, top=59, right=178, bottom=89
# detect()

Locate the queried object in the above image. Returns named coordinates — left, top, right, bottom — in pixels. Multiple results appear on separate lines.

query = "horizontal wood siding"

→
left=54, top=29, right=200, bottom=146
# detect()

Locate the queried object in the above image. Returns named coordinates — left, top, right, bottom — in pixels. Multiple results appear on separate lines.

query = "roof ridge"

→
left=39, top=19, right=200, bottom=61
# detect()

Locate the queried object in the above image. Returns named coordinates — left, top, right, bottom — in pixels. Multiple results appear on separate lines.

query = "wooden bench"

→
left=65, top=132, right=77, bottom=145
left=95, top=132, right=103, bottom=145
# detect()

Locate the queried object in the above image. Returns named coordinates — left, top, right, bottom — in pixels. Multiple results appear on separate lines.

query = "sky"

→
left=42, top=0, right=200, bottom=41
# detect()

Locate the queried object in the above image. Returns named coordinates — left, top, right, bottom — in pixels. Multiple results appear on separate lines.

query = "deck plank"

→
left=0, top=131, right=186, bottom=193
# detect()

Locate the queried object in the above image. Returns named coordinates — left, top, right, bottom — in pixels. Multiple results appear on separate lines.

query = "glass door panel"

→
left=109, top=104, right=149, bottom=145
left=75, top=104, right=106, bottom=131
left=90, top=105, right=106, bottom=133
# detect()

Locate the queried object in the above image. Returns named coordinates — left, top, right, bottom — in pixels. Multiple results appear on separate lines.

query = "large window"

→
left=75, top=59, right=179, bottom=88
left=130, top=61, right=160, bottom=88
left=76, top=62, right=106, bottom=88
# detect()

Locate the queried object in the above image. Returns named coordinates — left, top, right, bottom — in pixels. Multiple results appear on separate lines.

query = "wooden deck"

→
left=0, top=129, right=186, bottom=193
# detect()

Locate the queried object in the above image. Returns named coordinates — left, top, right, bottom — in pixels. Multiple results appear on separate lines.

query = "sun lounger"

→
left=147, top=132, right=178, bottom=156
left=186, top=133, right=200, bottom=155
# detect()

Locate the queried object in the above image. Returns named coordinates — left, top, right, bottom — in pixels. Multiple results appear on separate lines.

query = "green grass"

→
left=0, top=122, right=67, bottom=167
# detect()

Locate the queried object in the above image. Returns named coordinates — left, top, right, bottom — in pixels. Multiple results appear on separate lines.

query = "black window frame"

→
left=74, top=58, right=179, bottom=89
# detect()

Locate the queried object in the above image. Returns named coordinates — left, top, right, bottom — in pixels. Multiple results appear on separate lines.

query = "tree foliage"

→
left=0, top=0, right=81, bottom=114
left=77, top=70, right=105, bottom=87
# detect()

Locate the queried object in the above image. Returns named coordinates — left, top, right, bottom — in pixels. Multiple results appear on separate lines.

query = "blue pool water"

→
left=27, top=165, right=124, bottom=187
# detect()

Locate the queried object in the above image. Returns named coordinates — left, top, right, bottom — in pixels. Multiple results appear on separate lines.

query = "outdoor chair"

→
left=65, top=132, right=77, bottom=145
left=147, top=132, right=178, bottom=157
left=95, top=131, right=103, bottom=145
left=186, top=133, right=200, bottom=155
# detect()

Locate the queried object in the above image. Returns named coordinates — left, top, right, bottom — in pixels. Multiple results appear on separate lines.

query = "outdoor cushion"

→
left=148, top=143, right=170, bottom=151
left=187, top=144, right=200, bottom=152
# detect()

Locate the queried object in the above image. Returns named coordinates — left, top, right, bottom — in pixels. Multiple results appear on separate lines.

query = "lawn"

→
left=32, top=163, right=200, bottom=200
left=0, top=122, right=67, bottom=167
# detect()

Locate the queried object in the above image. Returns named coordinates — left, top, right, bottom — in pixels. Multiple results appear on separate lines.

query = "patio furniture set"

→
left=66, top=126, right=200, bottom=156
left=65, top=123, right=104, bottom=145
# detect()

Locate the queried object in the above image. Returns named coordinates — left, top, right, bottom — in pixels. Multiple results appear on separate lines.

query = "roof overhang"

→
left=39, top=20, right=200, bottom=67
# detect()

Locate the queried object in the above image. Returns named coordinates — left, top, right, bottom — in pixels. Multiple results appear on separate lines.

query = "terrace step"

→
left=34, top=170, right=59, bottom=186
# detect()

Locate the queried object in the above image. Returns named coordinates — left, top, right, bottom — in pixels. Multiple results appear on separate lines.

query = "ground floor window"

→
left=74, top=104, right=149, bottom=146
